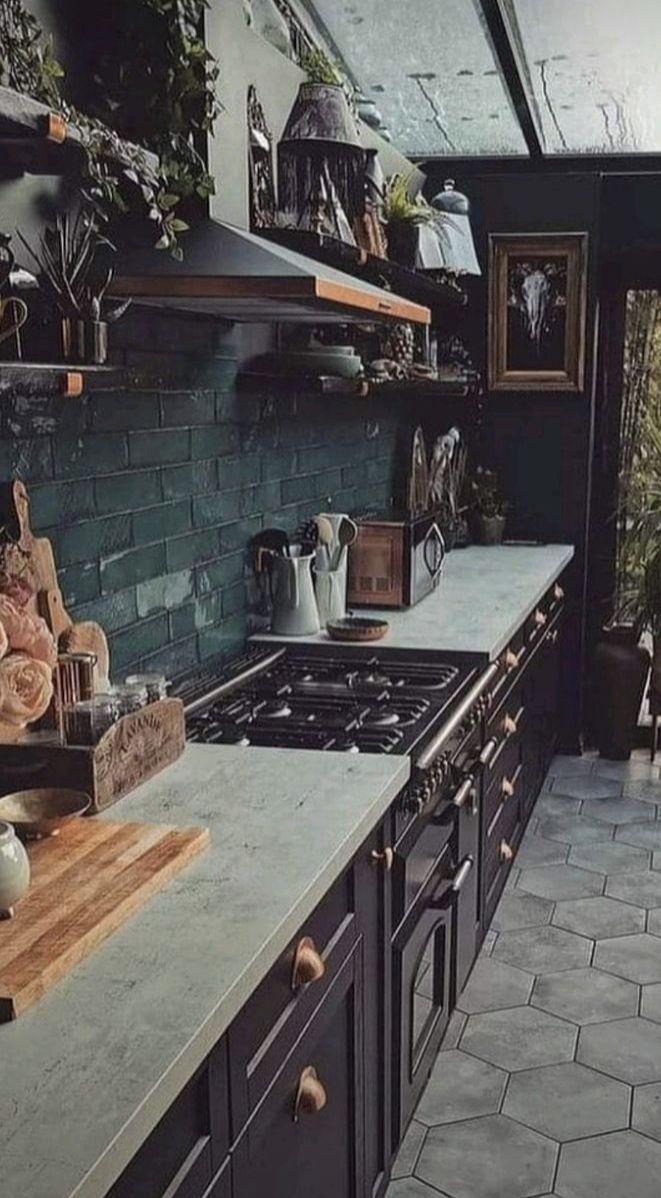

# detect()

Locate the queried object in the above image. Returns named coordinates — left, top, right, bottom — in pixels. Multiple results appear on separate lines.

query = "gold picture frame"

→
left=488, top=232, right=588, bottom=392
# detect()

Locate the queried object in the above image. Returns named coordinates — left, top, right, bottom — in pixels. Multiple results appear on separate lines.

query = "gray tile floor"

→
left=387, top=750, right=661, bottom=1198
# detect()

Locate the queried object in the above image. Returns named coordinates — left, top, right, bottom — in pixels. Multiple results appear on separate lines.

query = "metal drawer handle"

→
left=499, top=840, right=514, bottom=862
left=453, top=776, right=476, bottom=808
left=293, top=1066, right=327, bottom=1121
left=504, top=646, right=525, bottom=672
left=479, top=737, right=499, bottom=767
left=371, top=846, right=394, bottom=872
left=534, top=608, right=547, bottom=628
left=451, top=855, right=474, bottom=893
left=291, top=937, right=326, bottom=990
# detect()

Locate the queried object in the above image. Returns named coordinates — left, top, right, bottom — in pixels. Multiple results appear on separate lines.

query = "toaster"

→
left=347, top=510, right=446, bottom=608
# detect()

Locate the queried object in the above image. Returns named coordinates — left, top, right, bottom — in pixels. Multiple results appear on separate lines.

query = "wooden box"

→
left=0, top=698, right=186, bottom=812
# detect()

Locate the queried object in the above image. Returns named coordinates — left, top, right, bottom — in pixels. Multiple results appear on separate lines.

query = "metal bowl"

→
left=0, top=789, right=91, bottom=839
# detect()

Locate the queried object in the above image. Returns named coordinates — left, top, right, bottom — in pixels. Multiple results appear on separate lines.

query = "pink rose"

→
left=0, top=595, right=57, bottom=669
left=0, top=653, right=54, bottom=726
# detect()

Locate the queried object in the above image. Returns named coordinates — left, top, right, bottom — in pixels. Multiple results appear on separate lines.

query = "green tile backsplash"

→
left=0, top=310, right=401, bottom=677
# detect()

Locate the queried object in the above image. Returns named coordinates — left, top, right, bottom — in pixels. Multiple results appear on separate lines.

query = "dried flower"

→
left=0, top=653, right=53, bottom=727
left=0, top=595, right=57, bottom=669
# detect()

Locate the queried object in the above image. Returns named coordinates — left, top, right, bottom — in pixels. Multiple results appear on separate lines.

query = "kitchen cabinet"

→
left=202, top=1159, right=232, bottom=1198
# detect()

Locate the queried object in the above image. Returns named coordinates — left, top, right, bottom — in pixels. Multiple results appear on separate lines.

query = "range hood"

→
left=110, top=219, right=430, bottom=325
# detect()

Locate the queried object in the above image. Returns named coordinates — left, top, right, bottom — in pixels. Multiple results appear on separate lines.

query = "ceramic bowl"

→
left=0, top=789, right=91, bottom=839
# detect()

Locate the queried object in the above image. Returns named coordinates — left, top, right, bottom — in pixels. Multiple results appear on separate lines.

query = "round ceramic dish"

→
left=326, top=617, right=389, bottom=642
left=0, top=789, right=91, bottom=839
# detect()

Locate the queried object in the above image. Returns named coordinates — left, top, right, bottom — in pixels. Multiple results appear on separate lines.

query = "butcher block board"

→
left=0, top=817, right=209, bottom=1022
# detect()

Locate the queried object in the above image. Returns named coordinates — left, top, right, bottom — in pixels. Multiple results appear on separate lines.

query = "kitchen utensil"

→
left=0, top=821, right=30, bottom=919
left=329, top=516, right=358, bottom=571
left=271, top=547, right=320, bottom=636
left=0, top=295, right=28, bottom=354
left=407, top=426, right=429, bottom=516
left=0, top=817, right=209, bottom=1020
left=326, top=617, right=389, bottom=642
left=315, top=569, right=346, bottom=624
left=0, top=789, right=91, bottom=839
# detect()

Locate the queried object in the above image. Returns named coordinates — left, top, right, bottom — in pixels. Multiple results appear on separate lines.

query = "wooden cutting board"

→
left=0, top=817, right=209, bottom=1022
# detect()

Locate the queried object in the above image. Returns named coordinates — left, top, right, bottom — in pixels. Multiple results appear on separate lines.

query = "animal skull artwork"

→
left=508, top=260, right=567, bottom=351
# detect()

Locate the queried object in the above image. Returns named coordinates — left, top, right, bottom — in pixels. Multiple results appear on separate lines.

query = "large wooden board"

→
left=0, top=817, right=209, bottom=1021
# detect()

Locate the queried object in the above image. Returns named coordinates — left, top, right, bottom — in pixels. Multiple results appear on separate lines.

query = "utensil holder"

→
left=315, top=563, right=347, bottom=624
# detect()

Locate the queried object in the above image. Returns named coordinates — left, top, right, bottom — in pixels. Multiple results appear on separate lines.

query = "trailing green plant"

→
left=0, top=0, right=221, bottom=258
left=468, top=467, right=508, bottom=520
left=383, top=172, right=435, bottom=227
left=300, top=45, right=342, bottom=85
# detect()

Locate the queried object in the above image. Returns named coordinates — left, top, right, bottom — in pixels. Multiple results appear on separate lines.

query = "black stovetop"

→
left=179, top=647, right=477, bottom=756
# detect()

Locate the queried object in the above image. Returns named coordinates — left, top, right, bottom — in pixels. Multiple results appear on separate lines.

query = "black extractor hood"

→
left=110, top=219, right=430, bottom=325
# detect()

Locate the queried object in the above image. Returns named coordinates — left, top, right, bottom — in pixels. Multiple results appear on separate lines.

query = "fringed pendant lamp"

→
left=430, top=179, right=481, bottom=276
left=278, top=83, right=366, bottom=241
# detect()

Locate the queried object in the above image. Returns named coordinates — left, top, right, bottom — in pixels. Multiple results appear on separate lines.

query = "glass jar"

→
left=65, top=695, right=119, bottom=745
left=125, top=673, right=168, bottom=704
left=112, top=682, right=148, bottom=717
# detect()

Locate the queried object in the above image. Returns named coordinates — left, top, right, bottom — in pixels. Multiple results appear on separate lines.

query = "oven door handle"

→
left=428, top=856, right=474, bottom=909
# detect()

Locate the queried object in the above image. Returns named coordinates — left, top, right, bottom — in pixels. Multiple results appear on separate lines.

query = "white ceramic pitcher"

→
left=271, top=547, right=320, bottom=636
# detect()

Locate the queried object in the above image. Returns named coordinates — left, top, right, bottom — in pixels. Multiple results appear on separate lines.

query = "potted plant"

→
left=469, top=468, right=508, bottom=545
left=382, top=172, right=437, bottom=269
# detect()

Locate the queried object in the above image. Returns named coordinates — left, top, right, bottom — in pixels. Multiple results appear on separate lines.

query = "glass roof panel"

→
left=307, top=0, right=528, bottom=156
left=506, top=0, right=661, bottom=154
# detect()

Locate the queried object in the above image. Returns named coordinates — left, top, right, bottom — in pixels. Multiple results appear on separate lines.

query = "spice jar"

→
left=65, top=695, right=119, bottom=745
left=125, top=673, right=168, bottom=704
left=112, top=682, right=148, bottom=717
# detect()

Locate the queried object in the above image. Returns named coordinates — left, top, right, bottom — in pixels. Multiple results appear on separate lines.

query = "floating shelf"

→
left=0, top=85, right=158, bottom=177
left=0, top=362, right=122, bottom=398
left=260, top=228, right=466, bottom=316
left=237, top=371, right=473, bottom=399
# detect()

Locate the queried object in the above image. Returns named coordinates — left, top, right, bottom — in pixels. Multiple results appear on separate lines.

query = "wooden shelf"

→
left=260, top=228, right=467, bottom=316
left=237, top=371, right=474, bottom=399
left=0, top=362, right=123, bottom=398
left=0, top=85, right=158, bottom=177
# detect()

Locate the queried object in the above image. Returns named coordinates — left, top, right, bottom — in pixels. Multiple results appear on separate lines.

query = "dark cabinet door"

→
left=203, top=1158, right=232, bottom=1198
left=354, top=823, right=392, bottom=1198
left=455, top=786, right=480, bottom=996
left=233, top=942, right=364, bottom=1198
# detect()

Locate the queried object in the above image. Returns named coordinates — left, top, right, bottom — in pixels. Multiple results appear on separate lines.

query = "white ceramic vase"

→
left=0, top=821, right=30, bottom=919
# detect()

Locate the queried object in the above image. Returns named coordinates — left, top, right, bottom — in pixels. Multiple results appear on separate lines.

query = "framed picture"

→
left=488, top=233, right=588, bottom=392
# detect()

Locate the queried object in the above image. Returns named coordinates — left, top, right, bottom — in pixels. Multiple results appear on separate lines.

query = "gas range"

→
left=177, top=646, right=481, bottom=760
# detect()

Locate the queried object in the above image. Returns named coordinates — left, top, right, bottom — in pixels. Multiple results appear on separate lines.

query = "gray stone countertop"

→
left=255, top=544, right=575, bottom=660
left=0, top=744, right=409, bottom=1198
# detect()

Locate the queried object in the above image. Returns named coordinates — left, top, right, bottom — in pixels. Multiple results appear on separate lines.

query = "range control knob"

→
left=403, top=787, right=425, bottom=815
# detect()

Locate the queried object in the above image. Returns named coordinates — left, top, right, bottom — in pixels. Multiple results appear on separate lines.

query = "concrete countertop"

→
left=0, top=745, right=409, bottom=1198
left=255, top=544, right=575, bottom=661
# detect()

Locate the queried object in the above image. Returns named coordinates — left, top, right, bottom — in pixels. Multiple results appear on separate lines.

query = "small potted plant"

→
left=469, top=467, right=508, bottom=545
left=382, top=172, right=437, bottom=269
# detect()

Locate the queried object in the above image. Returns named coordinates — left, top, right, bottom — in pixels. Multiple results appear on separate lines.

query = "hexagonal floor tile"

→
left=515, top=834, right=569, bottom=868
left=616, top=822, right=661, bottom=851
left=387, top=1179, right=445, bottom=1198
left=550, top=776, right=622, bottom=800
left=492, top=891, right=555, bottom=933
left=457, top=958, right=533, bottom=1014
left=568, top=841, right=651, bottom=874
left=503, top=1061, right=630, bottom=1141
left=594, top=755, right=661, bottom=782
left=581, top=796, right=655, bottom=824
left=416, top=1114, right=557, bottom=1198
left=605, top=870, right=661, bottom=907
left=415, top=1049, right=507, bottom=1127
left=552, top=896, right=645, bottom=939
left=649, top=909, right=661, bottom=937
left=632, top=1081, right=661, bottom=1142
left=461, top=1005, right=577, bottom=1071
left=536, top=812, right=614, bottom=845
left=641, top=984, right=661, bottom=1023
left=440, top=1009, right=467, bottom=1052
left=493, top=924, right=592, bottom=974
left=593, top=934, right=661, bottom=985
left=517, top=864, right=604, bottom=901
left=535, top=792, right=582, bottom=818
left=556, top=1130, right=661, bottom=1198
left=623, top=779, right=661, bottom=805
left=391, top=1120, right=427, bottom=1179
left=577, top=1017, right=661, bottom=1083
left=532, top=967, right=638, bottom=1025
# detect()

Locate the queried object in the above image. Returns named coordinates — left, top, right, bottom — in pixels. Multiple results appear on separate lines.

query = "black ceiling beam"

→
left=418, top=154, right=661, bottom=178
left=473, top=0, right=544, bottom=159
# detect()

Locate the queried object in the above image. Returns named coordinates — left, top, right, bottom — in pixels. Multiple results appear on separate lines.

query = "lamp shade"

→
left=280, top=83, right=362, bottom=148
left=431, top=179, right=481, bottom=276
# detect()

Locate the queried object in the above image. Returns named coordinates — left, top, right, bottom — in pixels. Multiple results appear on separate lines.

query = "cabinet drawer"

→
left=105, top=1041, right=229, bottom=1198
left=232, top=943, right=364, bottom=1198
left=483, top=736, right=523, bottom=833
left=229, top=873, right=356, bottom=1134
left=202, top=1158, right=231, bottom=1198
left=483, top=790, right=523, bottom=926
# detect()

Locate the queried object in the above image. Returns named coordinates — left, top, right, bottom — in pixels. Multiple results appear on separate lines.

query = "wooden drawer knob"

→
left=504, top=648, right=523, bottom=672
left=499, top=839, right=514, bottom=861
left=293, top=1066, right=327, bottom=1121
left=503, top=714, right=518, bottom=738
left=554, top=584, right=565, bottom=601
left=291, top=936, right=325, bottom=990
left=370, top=847, right=394, bottom=872
left=534, top=608, right=547, bottom=628
left=501, top=777, right=515, bottom=798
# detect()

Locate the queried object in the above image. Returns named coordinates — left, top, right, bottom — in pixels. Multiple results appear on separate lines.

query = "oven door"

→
left=392, top=848, right=472, bottom=1140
